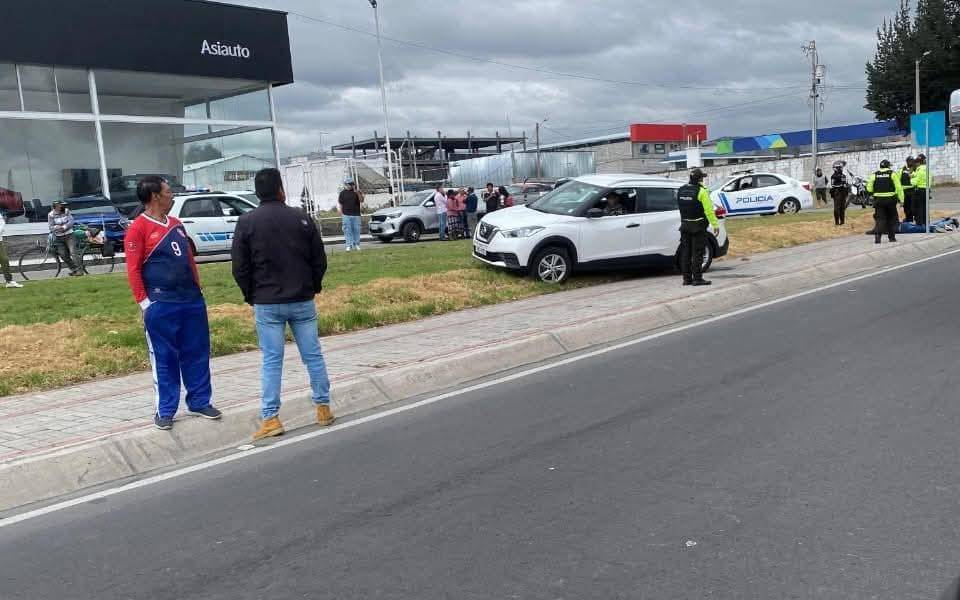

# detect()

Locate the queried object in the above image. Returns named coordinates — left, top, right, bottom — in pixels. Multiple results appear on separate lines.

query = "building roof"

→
left=184, top=154, right=271, bottom=171
left=537, top=132, right=630, bottom=152
left=332, top=135, right=526, bottom=152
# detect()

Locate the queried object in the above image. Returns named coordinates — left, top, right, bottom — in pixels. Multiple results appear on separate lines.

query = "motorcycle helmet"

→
left=880, top=159, right=891, bottom=169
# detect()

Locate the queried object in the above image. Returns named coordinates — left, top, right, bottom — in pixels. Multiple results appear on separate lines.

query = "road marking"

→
left=2, top=245, right=959, bottom=529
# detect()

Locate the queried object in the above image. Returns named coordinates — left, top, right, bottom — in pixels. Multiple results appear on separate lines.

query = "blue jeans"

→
left=342, top=214, right=361, bottom=248
left=254, top=300, right=331, bottom=420
left=438, top=212, right=448, bottom=240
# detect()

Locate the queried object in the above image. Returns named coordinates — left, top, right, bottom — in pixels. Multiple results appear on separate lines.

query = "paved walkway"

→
left=0, top=233, right=939, bottom=464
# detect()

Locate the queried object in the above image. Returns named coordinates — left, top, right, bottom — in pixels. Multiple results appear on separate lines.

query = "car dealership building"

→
left=1, top=0, right=293, bottom=235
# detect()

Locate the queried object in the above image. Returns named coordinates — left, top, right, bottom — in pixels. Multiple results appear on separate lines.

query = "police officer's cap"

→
left=689, top=168, right=706, bottom=182
left=880, top=159, right=891, bottom=169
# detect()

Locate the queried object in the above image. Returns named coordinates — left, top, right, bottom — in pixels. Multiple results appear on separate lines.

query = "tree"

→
left=864, top=0, right=960, bottom=128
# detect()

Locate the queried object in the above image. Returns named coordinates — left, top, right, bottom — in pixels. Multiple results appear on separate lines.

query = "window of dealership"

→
left=1, top=0, right=294, bottom=234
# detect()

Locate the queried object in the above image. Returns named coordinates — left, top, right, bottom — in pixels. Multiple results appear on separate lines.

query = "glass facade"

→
left=0, top=63, right=277, bottom=228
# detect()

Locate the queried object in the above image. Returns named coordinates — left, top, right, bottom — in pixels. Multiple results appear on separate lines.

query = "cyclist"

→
left=48, top=200, right=81, bottom=276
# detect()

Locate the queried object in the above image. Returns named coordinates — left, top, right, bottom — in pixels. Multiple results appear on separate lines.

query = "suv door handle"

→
left=625, top=223, right=640, bottom=229
left=225, top=219, right=238, bottom=223
left=182, top=220, right=195, bottom=223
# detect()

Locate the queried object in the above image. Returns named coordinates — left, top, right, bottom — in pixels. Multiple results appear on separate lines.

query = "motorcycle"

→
left=846, top=174, right=872, bottom=208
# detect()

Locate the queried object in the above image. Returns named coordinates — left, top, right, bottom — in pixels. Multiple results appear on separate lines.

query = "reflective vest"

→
left=872, top=169, right=896, bottom=196
left=901, top=168, right=913, bottom=190
left=677, top=184, right=706, bottom=221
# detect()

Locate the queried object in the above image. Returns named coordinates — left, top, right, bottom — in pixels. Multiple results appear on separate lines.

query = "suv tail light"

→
left=802, top=182, right=811, bottom=191
left=714, top=205, right=727, bottom=219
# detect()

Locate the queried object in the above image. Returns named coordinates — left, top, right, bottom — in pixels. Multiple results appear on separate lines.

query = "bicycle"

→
left=18, top=226, right=117, bottom=280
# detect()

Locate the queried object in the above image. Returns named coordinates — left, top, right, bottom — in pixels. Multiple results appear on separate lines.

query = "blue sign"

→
left=910, top=111, right=946, bottom=147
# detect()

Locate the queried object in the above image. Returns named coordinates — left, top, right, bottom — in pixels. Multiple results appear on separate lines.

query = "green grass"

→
left=0, top=240, right=620, bottom=396
left=3, top=208, right=910, bottom=397
left=0, top=240, right=479, bottom=329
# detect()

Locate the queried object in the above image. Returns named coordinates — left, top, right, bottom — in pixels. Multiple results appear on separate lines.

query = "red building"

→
left=629, top=124, right=708, bottom=156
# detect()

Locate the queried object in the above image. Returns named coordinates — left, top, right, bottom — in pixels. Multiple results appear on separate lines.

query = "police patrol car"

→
left=710, top=170, right=813, bottom=216
left=168, top=191, right=257, bottom=254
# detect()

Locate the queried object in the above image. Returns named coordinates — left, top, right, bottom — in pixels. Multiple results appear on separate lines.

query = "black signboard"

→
left=2, top=0, right=293, bottom=84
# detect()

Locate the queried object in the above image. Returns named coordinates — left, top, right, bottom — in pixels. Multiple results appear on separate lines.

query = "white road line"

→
left=2, top=246, right=958, bottom=529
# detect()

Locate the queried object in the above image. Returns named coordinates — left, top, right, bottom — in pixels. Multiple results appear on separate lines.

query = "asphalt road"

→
left=3, top=250, right=960, bottom=599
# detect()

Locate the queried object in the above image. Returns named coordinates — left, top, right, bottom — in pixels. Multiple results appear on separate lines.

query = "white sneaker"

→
left=354, top=245, right=361, bottom=251
left=5, top=281, right=23, bottom=288
left=344, top=246, right=352, bottom=252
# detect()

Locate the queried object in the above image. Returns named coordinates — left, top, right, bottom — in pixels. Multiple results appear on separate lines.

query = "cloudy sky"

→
left=230, top=0, right=900, bottom=156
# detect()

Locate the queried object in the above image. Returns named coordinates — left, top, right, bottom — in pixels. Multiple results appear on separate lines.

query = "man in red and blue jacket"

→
left=125, top=176, right=221, bottom=430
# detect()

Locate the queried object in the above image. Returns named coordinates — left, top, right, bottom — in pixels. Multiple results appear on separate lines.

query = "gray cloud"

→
left=231, top=0, right=899, bottom=154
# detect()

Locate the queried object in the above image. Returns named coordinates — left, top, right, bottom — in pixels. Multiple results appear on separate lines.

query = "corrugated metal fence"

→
left=448, top=151, right=595, bottom=188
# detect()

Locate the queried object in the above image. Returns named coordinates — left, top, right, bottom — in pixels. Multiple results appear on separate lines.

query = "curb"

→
left=2, top=234, right=959, bottom=512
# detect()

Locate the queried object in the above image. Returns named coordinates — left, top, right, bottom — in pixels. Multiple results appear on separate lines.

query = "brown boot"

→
left=252, top=416, right=284, bottom=441
left=316, top=404, right=335, bottom=427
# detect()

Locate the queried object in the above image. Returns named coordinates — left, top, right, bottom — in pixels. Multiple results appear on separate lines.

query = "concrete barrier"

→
left=2, top=233, right=959, bottom=513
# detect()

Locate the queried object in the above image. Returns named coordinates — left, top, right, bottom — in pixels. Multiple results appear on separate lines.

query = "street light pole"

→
left=369, top=0, right=396, bottom=205
left=536, top=116, right=548, bottom=178
left=916, top=50, right=932, bottom=114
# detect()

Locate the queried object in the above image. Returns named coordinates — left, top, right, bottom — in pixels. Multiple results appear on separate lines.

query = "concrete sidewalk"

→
left=3, top=231, right=959, bottom=510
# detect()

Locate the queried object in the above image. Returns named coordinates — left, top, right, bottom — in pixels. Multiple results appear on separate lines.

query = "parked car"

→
left=168, top=192, right=257, bottom=254
left=473, top=174, right=729, bottom=284
left=504, top=182, right=553, bottom=205
left=369, top=189, right=439, bottom=243
left=69, top=174, right=187, bottom=217
left=0, top=186, right=24, bottom=220
left=710, top=171, right=813, bottom=216
left=66, top=197, right=131, bottom=251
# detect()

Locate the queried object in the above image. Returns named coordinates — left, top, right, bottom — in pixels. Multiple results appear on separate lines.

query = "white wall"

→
left=661, top=143, right=960, bottom=183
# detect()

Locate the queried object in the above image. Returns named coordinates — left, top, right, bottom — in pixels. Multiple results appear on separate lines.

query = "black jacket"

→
left=231, top=200, right=327, bottom=305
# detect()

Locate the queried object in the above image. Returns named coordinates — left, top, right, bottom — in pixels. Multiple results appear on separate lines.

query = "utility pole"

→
left=802, top=40, right=823, bottom=174
left=535, top=116, right=548, bottom=178
left=916, top=50, right=932, bottom=114
left=368, top=0, right=396, bottom=205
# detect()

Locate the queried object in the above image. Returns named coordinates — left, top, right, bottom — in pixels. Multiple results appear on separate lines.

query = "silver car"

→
left=369, top=190, right=440, bottom=243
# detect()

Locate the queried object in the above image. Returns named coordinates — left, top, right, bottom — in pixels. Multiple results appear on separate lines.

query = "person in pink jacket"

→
left=447, top=189, right=466, bottom=239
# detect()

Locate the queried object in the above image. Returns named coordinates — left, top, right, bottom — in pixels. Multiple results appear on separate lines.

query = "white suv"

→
left=473, top=174, right=729, bottom=284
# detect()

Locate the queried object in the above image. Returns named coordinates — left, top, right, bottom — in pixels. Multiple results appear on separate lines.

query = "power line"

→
left=285, top=8, right=811, bottom=94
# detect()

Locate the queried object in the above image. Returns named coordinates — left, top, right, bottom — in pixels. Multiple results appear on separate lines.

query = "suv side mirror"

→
left=722, top=184, right=736, bottom=192
left=424, top=200, right=435, bottom=207
left=586, top=208, right=604, bottom=219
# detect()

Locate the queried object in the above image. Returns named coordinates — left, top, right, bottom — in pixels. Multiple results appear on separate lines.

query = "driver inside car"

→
left=602, top=193, right=625, bottom=216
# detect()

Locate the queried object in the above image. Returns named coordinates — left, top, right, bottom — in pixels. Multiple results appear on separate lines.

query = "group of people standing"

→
left=125, top=169, right=334, bottom=439
left=821, top=154, right=929, bottom=239
left=431, top=183, right=516, bottom=240
left=432, top=184, right=477, bottom=240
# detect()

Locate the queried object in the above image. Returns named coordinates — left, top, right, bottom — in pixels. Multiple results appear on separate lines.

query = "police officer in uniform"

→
left=866, top=159, right=904, bottom=244
left=901, top=157, right=915, bottom=223
left=677, top=168, right=720, bottom=286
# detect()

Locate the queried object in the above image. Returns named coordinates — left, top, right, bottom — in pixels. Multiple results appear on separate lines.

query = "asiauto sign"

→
left=201, top=40, right=251, bottom=59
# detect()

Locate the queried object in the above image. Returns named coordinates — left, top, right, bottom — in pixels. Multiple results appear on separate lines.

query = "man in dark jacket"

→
left=231, top=168, right=334, bottom=441
left=464, top=187, right=479, bottom=236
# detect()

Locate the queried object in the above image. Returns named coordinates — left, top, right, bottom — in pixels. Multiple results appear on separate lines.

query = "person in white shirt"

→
left=0, top=211, right=23, bottom=288
left=433, top=183, right=448, bottom=241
